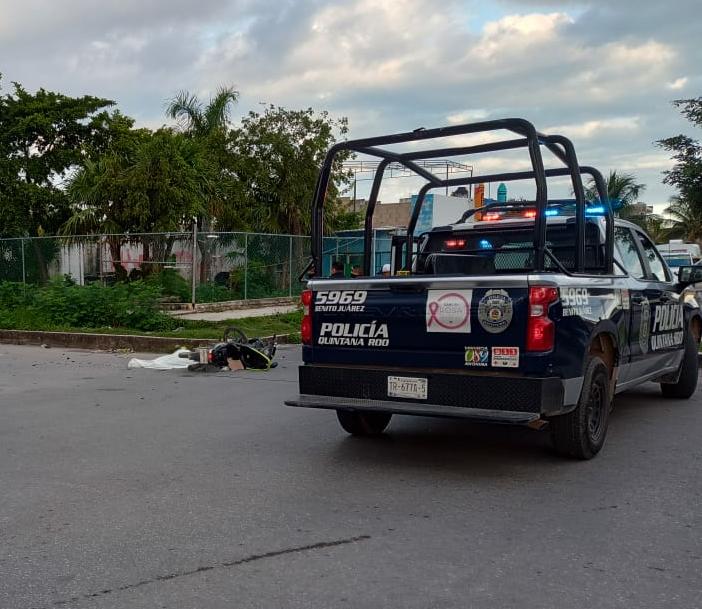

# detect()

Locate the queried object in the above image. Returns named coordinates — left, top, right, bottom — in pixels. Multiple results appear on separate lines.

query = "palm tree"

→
left=166, top=86, right=239, bottom=228
left=166, top=86, right=239, bottom=138
left=166, top=86, right=240, bottom=284
left=664, top=198, right=702, bottom=243
left=585, top=170, right=646, bottom=215
left=641, top=214, right=670, bottom=243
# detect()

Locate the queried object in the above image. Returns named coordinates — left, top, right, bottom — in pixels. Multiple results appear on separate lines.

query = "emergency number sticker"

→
left=491, top=346, right=519, bottom=368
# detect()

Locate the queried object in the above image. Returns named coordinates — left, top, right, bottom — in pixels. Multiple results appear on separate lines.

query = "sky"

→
left=1, top=0, right=700, bottom=207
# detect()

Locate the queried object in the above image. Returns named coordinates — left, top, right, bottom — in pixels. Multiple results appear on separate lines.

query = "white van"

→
left=657, top=240, right=700, bottom=268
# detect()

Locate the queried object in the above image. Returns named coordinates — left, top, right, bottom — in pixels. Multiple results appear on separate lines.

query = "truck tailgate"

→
left=307, top=278, right=530, bottom=370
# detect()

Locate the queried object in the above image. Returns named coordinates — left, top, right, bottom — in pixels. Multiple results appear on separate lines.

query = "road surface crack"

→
left=49, top=534, right=370, bottom=607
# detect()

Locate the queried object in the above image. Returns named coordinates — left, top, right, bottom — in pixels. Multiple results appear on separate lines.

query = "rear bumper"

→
left=285, top=394, right=543, bottom=426
left=289, top=364, right=572, bottom=419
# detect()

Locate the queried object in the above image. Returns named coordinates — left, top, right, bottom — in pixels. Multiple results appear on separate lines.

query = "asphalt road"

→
left=1, top=344, right=701, bottom=609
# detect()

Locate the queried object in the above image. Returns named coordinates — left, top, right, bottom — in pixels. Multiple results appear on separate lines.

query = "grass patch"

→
left=166, top=311, right=302, bottom=341
left=0, top=279, right=301, bottom=341
left=0, top=310, right=302, bottom=342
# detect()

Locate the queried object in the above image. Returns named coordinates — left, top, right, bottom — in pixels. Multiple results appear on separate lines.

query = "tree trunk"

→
left=31, top=240, right=50, bottom=285
left=141, top=237, right=152, bottom=277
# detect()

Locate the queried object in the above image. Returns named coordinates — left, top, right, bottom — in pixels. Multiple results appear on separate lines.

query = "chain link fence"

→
left=0, top=231, right=390, bottom=304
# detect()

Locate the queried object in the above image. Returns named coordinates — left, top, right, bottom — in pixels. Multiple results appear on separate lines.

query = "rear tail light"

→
left=526, top=286, right=558, bottom=351
left=301, top=290, right=313, bottom=345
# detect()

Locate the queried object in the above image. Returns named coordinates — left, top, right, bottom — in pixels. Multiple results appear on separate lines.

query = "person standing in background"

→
left=330, top=260, right=345, bottom=279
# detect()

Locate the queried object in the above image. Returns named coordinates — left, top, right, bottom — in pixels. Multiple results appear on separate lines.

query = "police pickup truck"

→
left=285, top=119, right=702, bottom=459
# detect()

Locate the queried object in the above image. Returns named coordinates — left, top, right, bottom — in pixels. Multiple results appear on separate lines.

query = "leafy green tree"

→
left=332, top=209, right=364, bottom=231
left=231, top=105, right=351, bottom=235
left=64, top=128, right=212, bottom=279
left=0, top=77, right=116, bottom=279
left=227, top=105, right=351, bottom=288
left=658, top=98, right=702, bottom=227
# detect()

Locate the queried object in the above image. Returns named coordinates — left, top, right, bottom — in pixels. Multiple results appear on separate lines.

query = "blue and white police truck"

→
left=285, top=119, right=702, bottom=459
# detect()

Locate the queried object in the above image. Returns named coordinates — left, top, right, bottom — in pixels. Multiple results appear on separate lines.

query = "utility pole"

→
left=191, top=218, right=198, bottom=308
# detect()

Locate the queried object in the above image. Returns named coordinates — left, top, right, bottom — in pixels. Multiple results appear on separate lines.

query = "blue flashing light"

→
left=479, top=239, right=493, bottom=249
left=544, top=209, right=559, bottom=217
left=585, top=206, right=605, bottom=215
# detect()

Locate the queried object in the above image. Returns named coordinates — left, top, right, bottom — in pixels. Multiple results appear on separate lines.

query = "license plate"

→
left=387, top=376, right=428, bottom=400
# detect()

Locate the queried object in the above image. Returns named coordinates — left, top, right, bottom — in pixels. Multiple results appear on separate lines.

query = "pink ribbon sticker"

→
left=427, top=293, right=469, bottom=330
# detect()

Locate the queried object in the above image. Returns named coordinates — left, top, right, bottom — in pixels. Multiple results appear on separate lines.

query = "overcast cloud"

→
left=1, top=0, right=700, bottom=205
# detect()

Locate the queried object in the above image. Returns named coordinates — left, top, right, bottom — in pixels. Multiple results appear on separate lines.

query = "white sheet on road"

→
left=127, top=348, right=192, bottom=370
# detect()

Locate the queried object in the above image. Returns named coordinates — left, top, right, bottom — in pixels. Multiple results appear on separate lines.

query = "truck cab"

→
left=286, top=119, right=701, bottom=459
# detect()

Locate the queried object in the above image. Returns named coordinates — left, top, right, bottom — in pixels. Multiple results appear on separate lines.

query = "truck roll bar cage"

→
left=309, top=118, right=614, bottom=277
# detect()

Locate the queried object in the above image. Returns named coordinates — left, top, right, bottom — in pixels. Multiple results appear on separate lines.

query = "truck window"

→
left=418, top=221, right=605, bottom=275
left=637, top=233, right=670, bottom=282
left=614, top=227, right=645, bottom=279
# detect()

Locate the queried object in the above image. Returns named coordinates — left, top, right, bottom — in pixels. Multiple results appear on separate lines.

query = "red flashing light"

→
left=445, top=239, right=466, bottom=249
left=483, top=212, right=500, bottom=222
left=524, top=209, right=537, bottom=219
left=301, top=290, right=313, bottom=344
left=526, top=286, right=558, bottom=351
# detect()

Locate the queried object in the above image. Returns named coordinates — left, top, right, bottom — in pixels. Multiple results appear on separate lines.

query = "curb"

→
left=0, top=329, right=295, bottom=353
left=164, top=296, right=298, bottom=314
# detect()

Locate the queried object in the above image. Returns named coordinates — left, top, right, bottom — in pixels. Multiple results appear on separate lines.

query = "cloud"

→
left=667, top=77, right=688, bottom=90
left=446, top=110, right=490, bottom=125
left=0, top=0, right=700, bottom=206
left=474, top=12, right=573, bottom=60
left=547, top=117, right=641, bottom=140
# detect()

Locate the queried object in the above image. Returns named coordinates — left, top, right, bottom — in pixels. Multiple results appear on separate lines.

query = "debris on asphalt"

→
left=127, top=326, right=278, bottom=373
left=127, top=349, right=192, bottom=370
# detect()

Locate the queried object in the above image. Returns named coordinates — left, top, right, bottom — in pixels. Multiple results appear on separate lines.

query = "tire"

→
left=223, top=326, right=247, bottom=344
left=661, top=330, right=699, bottom=399
left=550, top=355, right=611, bottom=459
left=336, top=410, right=392, bottom=436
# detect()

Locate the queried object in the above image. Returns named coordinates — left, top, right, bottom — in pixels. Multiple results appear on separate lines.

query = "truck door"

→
left=613, top=226, right=646, bottom=383
left=634, top=231, right=684, bottom=374
left=619, top=226, right=683, bottom=381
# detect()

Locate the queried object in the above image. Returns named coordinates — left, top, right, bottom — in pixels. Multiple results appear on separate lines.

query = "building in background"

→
left=339, top=189, right=473, bottom=232
left=373, top=201, right=411, bottom=228
left=628, top=202, right=654, bottom=216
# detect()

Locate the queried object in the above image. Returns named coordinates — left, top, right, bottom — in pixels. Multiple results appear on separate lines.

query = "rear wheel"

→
left=661, top=330, right=699, bottom=399
left=223, top=326, right=247, bottom=344
left=550, top=355, right=611, bottom=459
left=336, top=410, right=392, bottom=436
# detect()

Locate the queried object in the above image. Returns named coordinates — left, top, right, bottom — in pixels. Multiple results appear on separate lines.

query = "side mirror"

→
left=677, top=265, right=702, bottom=286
